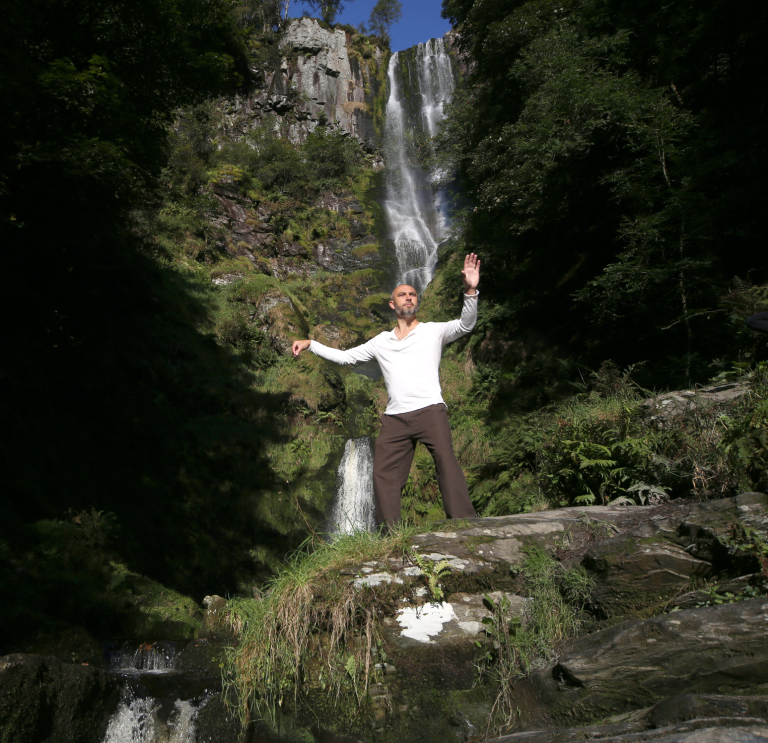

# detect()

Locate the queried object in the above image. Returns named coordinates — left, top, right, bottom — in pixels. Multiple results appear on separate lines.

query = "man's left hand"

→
left=461, top=253, right=481, bottom=295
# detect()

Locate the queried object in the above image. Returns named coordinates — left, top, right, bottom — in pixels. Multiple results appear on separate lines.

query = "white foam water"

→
left=383, top=38, right=457, bottom=294
left=103, top=692, right=204, bottom=743
left=330, top=437, right=376, bottom=534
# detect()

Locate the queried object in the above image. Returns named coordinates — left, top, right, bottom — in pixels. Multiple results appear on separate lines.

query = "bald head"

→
left=389, top=284, right=419, bottom=318
left=391, top=284, right=417, bottom=302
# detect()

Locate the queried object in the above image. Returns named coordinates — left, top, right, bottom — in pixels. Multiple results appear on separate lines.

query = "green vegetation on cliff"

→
left=0, top=3, right=391, bottom=650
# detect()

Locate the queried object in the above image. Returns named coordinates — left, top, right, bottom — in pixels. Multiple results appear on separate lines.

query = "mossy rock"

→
left=22, top=626, right=105, bottom=667
left=0, top=654, right=120, bottom=743
left=120, top=574, right=202, bottom=640
left=351, top=243, right=379, bottom=258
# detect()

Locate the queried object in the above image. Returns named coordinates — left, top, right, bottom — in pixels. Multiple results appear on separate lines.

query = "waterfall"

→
left=330, top=437, right=376, bottom=534
left=109, top=641, right=178, bottom=673
left=103, top=641, right=210, bottom=743
left=382, top=38, right=457, bottom=294
left=102, top=690, right=206, bottom=743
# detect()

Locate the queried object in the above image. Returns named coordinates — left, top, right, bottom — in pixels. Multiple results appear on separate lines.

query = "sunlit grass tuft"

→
left=223, top=524, right=421, bottom=729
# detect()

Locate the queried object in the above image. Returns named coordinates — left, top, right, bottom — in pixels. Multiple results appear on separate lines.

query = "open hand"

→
left=461, top=253, right=481, bottom=294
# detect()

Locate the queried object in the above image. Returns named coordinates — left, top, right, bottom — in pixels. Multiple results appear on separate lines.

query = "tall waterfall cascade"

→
left=383, top=38, right=458, bottom=294
left=329, top=40, right=457, bottom=534
left=330, top=437, right=376, bottom=534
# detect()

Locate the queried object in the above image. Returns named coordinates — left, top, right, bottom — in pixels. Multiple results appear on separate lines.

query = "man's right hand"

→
left=292, top=339, right=311, bottom=358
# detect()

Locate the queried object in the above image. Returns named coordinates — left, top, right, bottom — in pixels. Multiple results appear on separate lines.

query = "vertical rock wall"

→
left=220, top=18, right=387, bottom=153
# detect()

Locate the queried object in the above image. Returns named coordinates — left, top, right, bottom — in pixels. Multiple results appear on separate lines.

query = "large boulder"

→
left=489, top=693, right=768, bottom=742
left=0, top=654, right=120, bottom=743
left=531, top=599, right=768, bottom=725
left=584, top=492, right=767, bottom=620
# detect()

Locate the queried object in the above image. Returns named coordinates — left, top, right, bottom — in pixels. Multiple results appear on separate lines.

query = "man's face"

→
left=390, top=285, right=418, bottom=317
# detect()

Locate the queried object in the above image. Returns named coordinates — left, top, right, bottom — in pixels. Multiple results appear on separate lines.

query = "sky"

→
left=291, top=0, right=452, bottom=52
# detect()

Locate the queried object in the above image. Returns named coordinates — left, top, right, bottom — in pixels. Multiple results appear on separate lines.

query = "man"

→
left=292, top=253, right=481, bottom=528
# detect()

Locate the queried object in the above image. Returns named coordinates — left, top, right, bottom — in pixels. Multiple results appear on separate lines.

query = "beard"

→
left=396, top=305, right=418, bottom=318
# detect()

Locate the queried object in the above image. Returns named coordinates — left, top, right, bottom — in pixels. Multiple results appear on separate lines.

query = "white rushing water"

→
left=383, top=37, right=457, bottom=294
left=103, top=694, right=202, bottom=743
left=330, top=437, right=376, bottom=534
left=110, top=642, right=177, bottom=673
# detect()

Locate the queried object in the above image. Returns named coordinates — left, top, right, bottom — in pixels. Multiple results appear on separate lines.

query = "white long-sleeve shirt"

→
left=309, top=293, right=479, bottom=415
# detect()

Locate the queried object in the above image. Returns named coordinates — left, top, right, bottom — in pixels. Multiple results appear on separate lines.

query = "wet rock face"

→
left=211, top=184, right=381, bottom=280
left=0, top=654, right=120, bottom=743
left=538, top=598, right=768, bottom=718
left=313, top=238, right=381, bottom=273
left=223, top=18, right=384, bottom=149
left=489, top=694, right=768, bottom=742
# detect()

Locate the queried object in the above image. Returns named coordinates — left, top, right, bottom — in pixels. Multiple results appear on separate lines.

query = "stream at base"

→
left=101, top=642, right=214, bottom=743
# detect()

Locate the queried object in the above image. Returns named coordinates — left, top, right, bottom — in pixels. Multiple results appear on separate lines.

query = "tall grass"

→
left=223, top=526, right=419, bottom=729
left=476, top=545, right=594, bottom=736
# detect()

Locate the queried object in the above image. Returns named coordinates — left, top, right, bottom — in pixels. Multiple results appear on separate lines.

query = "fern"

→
left=413, top=553, right=452, bottom=603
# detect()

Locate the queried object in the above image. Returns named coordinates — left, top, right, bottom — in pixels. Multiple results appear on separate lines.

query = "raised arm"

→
left=461, top=252, right=480, bottom=296
left=292, top=337, right=377, bottom=366
left=440, top=253, right=481, bottom=345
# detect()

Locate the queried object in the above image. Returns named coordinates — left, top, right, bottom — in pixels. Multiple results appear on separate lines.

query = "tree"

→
left=0, top=0, right=267, bottom=598
left=368, top=0, right=402, bottom=43
left=235, top=0, right=287, bottom=31
left=298, top=0, right=350, bottom=25
left=435, top=0, right=768, bottom=387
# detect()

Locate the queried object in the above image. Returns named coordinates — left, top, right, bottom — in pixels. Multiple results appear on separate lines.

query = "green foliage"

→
left=412, top=554, right=452, bottom=602
left=1, top=0, right=247, bottom=211
left=475, top=545, right=593, bottom=735
left=298, top=0, right=348, bottom=25
left=722, top=522, right=768, bottom=581
left=436, top=0, right=768, bottom=388
left=0, top=509, right=202, bottom=652
left=223, top=526, right=418, bottom=730
left=465, top=360, right=768, bottom=515
left=719, top=362, right=768, bottom=494
left=234, top=0, right=287, bottom=32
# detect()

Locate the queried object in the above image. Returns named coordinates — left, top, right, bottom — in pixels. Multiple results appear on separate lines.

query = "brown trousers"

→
left=373, top=403, right=476, bottom=527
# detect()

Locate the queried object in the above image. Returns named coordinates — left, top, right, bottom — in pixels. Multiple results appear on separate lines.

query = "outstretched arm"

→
left=440, top=254, right=481, bottom=345
left=461, top=253, right=480, bottom=295
left=292, top=337, right=377, bottom=366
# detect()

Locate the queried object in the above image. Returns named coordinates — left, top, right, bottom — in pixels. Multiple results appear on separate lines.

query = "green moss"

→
left=464, top=535, right=497, bottom=553
left=351, top=243, right=379, bottom=257
left=121, top=573, right=202, bottom=640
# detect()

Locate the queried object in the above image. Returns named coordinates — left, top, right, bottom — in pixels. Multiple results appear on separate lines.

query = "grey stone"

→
left=532, top=599, right=768, bottom=719
left=489, top=694, right=768, bottom=742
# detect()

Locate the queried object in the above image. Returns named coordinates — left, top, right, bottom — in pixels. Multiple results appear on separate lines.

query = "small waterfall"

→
left=330, top=437, right=376, bottom=534
left=109, top=641, right=178, bottom=673
left=383, top=38, right=457, bottom=294
left=103, top=690, right=204, bottom=743
left=103, top=641, right=212, bottom=742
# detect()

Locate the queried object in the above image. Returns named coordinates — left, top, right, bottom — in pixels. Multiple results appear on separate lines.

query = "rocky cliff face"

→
left=219, top=18, right=388, bottom=154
